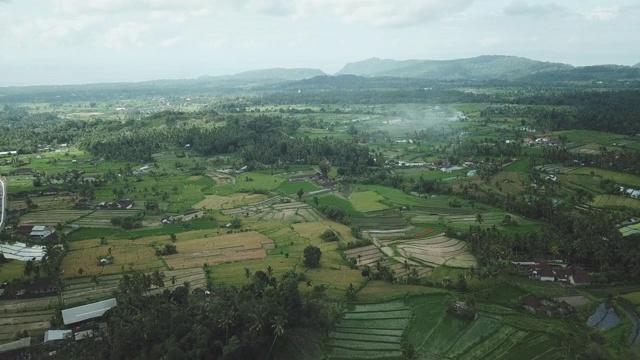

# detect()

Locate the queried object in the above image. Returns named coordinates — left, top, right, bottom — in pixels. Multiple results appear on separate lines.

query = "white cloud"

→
left=103, top=22, right=153, bottom=49
left=160, top=36, right=182, bottom=48
left=583, top=6, right=619, bottom=21
left=9, top=15, right=104, bottom=47
left=503, top=1, right=568, bottom=17
left=149, top=10, right=189, bottom=23
left=200, top=38, right=227, bottom=49
left=235, top=0, right=476, bottom=27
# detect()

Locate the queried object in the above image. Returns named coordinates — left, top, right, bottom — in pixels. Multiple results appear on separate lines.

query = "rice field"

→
left=19, top=209, right=92, bottom=225
left=571, top=167, right=640, bottom=188
left=349, top=191, right=390, bottom=212
left=163, top=231, right=275, bottom=269
left=221, top=196, right=323, bottom=222
left=191, top=193, right=268, bottom=210
left=592, top=195, right=640, bottom=209
left=327, top=301, right=410, bottom=359
left=73, top=210, right=140, bottom=227
left=61, top=237, right=165, bottom=278
left=395, top=235, right=477, bottom=268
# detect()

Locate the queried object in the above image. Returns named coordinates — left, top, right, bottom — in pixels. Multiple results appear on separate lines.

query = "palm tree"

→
left=219, top=309, right=235, bottom=342
left=267, top=315, right=286, bottom=360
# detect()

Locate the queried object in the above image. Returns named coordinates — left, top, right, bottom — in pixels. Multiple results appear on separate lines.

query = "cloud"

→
left=53, top=0, right=210, bottom=14
left=503, top=0, right=567, bottom=17
left=200, top=38, right=227, bottom=49
left=159, top=36, right=182, bottom=48
left=583, top=6, right=619, bottom=21
left=103, top=21, right=153, bottom=49
left=9, top=15, right=104, bottom=47
left=237, top=0, right=476, bottom=27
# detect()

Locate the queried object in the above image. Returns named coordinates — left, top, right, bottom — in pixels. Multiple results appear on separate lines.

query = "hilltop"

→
left=337, top=55, right=640, bottom=82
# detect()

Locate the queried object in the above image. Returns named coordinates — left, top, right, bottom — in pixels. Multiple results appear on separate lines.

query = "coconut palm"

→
left=267, top=315, right=286, bottom=360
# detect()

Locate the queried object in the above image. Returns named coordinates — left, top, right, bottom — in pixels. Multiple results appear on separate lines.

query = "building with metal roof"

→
left=61, top=298, right=117, bottom=325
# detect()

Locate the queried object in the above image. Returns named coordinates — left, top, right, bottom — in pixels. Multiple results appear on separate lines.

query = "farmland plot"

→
left=19, top=209, right=92, bottom=225
left=61, top=237, right=165, bottom=278
left=222, top=196, right=323, bottom=222
left=396, top=235, right=476, bottom=268
left=327, top=301, right=410, bottom=359
left=349, top=191, right=390, bottom=212
left=163, top=231, right=275, bottom=269
left=192, top=193, right=267, bottom=210
left=74, top=210, right=140, bottom=228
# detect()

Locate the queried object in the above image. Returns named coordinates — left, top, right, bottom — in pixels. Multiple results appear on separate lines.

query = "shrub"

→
left=320, top=229, right=338, bottom=242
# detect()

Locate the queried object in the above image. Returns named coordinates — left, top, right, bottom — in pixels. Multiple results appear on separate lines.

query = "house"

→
left=518, top=259, right=591, bottom=286
left=522, top=295, right=575, bottom=316
left=25, top=277, right=56, bottom=295
left=117, top=199, right=134, bottom=209
left=12, top=168, right=33, bottom=175
left=0, top=150, right=17, bottom=157
left=61, top=298, right=117, bottom=326
left=41, top=187, right=60, bottom=196
left=571, top=267, right=592, bottom=286
left=29, top=225, right=54, bottom=238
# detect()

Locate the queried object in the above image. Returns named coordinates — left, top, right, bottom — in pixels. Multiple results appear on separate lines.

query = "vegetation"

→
left=3, top=72, right=640, bottom=359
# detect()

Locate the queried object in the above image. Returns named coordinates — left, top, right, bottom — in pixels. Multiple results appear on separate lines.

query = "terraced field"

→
left=19, top=209, right=92, bottom=225
left=592, top=194, right=640, bottom=209
left=221, top=196, right=323, bottom=222
left=73, top=209, right=140, bottom=227
left=405, top=295, right=567, bottom=360
left=396, top=235, right=476, bottom=268
left=163, top=231, right=275, bottom=269
left=327, top=301, right=410, bottom=359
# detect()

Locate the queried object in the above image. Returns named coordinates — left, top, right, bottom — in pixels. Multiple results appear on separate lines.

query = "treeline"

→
left=483, top=90, right=640, bottom=135
left=79, top=115, right=376, bottom=173
left=61, top=269, right=342, bottom=360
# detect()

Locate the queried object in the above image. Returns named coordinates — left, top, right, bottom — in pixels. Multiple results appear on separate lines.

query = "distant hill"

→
left=634, top=63, right=640, bottom=68
left=519, top=65, right=640, bottom=82
left=202, top=68, right=326, bottom=81
left=337, top=55, right=573, bottom=81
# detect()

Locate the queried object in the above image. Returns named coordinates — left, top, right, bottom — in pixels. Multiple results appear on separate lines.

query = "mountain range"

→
left=335, top=55, right=640, bottom=82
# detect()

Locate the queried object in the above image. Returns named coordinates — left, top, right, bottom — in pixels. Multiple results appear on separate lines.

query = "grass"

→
left=349, top=191, right=390, bottom=212
left=213, top=172, right=284, bottom=195
left=353, top=185, right=423, bottom=206
left=0, top=260, right=32, bottom=283
left=277, top=181, right=320, bottom=195
left=571, top=167, right=640, bottom=188
left=592, top=195, right=640, bottom=209
left=315, top=195, right=365, bottom=218
left=421, top=313, right=471, bottom=355
left=503, top=158, right=531, bottom=173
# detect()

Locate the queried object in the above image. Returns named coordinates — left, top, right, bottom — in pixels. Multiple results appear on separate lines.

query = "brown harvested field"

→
left=344, top=245, right=384, bottom=267
left=490, top=172, right=527, bottom=195
left=396, top=236, right=476, bottom=268
left=192, top=193, right=267, bottom=210
left=74, top=209, right=139, bottom=227
left=163, top=231, right=275, bottom=269
left=0, top=298, right=57, bottom=345
left=208, top=172, right=236, bottom=185
left=222, top=196, right=323, bottom=222
left=291, top=221, right=357, bottom=243
left=19, top=209, right=92, bottom=225
left=9, top=196, right=75, bottom=211
left=61, top=237, right=165, bottom=278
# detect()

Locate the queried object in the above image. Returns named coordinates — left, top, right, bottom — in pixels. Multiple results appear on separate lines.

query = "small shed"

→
left=44, top=330, right=72, bottom=343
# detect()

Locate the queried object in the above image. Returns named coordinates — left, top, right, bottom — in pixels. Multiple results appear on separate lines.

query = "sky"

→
left=1, top=0, right=639, bottom=86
